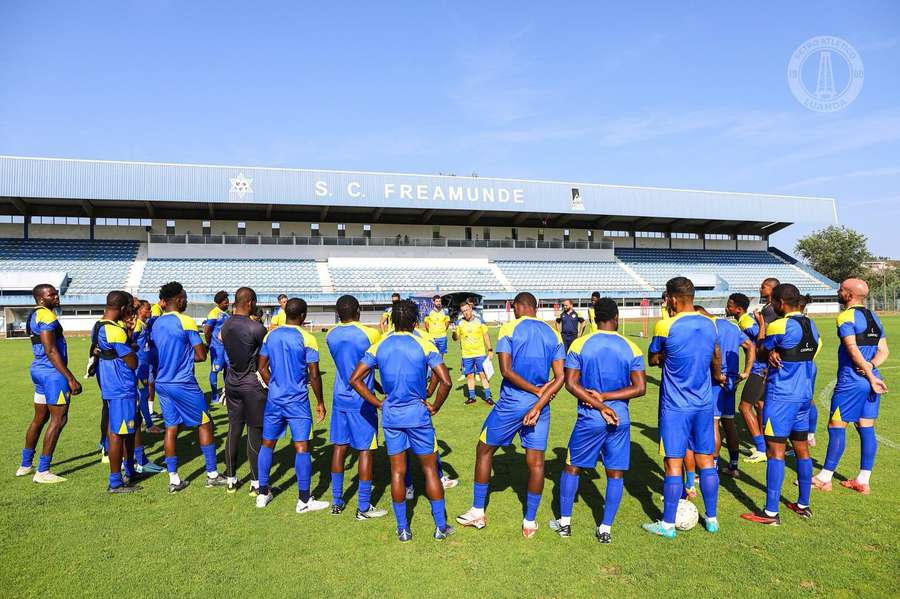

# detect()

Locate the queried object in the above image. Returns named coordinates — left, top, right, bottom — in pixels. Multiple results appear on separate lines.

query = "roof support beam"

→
left=319, top=206, right=329, bottom=221
left=11, top=197, right=28, bottom=215
left=80, top=200, right=94, bottom=217
left=265, top=204, right=273, bottom=220
left=422, top=209, right=435, bottom=224
left=512, top=212, right=530, bottom=225
left=593, top=215, right=614, bottom=229
left=467, top=211, right=485, bottom=225
left=371, top=207, right=383, bottom=223
left=144, top=201, right=155, bottom=219
left=208, top=203, right=215, bottom=219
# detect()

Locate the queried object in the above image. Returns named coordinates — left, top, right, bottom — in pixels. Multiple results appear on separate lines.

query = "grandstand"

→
left=0, top=155, right=840, bottom=333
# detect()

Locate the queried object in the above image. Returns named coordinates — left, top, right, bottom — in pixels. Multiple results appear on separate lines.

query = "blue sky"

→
left=1, top=2, right=898, bottom=256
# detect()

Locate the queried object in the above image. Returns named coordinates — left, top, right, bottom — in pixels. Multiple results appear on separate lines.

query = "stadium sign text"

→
left=313, top=180, right=525, bottom=205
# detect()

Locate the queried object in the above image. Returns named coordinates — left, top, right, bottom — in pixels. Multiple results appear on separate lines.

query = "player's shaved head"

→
left=728, top=293, right=750, bottom=311
left=234, top=287, right=256, bottom=307
left=32, top=283, right=55, bottom=303
left=513, top=292, right=538, bottom=318
left=594, top=297, right=618, bottom=323
left=771, top=283, right=802, bottom=314
left=284, top=298, right=307, bottom=323
left=106, top=290, right=131, bottom=309
left=336, top=294, right=360, bottom=322
left=392, top=299, right=419, bottom=331
left=666, top=276, right=695, bottom=299
left=841, top=278, right=869, bottom=298
left=763, top=277, right=781, bottom=287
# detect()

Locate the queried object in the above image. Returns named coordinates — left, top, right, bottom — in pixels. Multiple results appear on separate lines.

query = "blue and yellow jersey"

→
left=326, top=321, right=380, bottom=412
left=150, top=312, right=204, bottom=385
left=836, top=306, right=884, bottom=382
left=360, top=331, right=443, bottom=428
left=381, top=306, right=394, bottom=328
left=496, top=316, right=565, bottom=410
left=762, top=312, right=822, bottom=403
left=96, top=320, right=137, bottom=400
left=270, top=309, right=286, bottom=329
left=260, top=325, right=319, bottom=405
left=204, top=306, right=229, bottom=346
left=565, top=330, right=643, bottom=425
left=28, top=306, right=67, bottom=373
left=586, top=306, right=598, bottom=332
left=133, top=318, right=151, bottom=353
left=737, top=312, right=766, bottom=375
left=146, top=303, right=163, bottom=349
left=456, top=315, right=489, bottom=358
left=649, top=312, right=718, bottom=411
left=424, top=308, right=450, bottom=339
left=713, top=317, right=746, bottom=377
left=659, top=305, right=671, bottom=321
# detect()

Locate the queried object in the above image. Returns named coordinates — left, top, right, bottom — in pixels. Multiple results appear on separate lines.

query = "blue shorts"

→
left=462, top=356, right=486, bottom=375
left=107, top=397, right=137, bottom=435
left=31, top=369, right=70, bottom=406
left=155, top=382, right=210, bottom=428
left=263, top=402, right=312, bottom=442
left=659, top=408, right=715, bottom=458
left=831, top=378, right=881, bottom=423
left=147, top=348, right=158, bottom=382
left=763, top=399, right=810, bottom=438
left=209, top=344, right=227, bottom=373
left=480, top=403, right=550, bottom=451
left=566, top=415, right=630, bottom=471
left=433, top=336, right=448, bottom=354
left=384, top=424, right=437, bottom=456
left=135, top=361, right=150, bottom=384
left=330, top=407, right=378, bottom=451
left=713, top=378, right=737, bottom=419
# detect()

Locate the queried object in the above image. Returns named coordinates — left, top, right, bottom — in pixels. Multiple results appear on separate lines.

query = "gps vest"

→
left=779, top=315, right=817, bottom=362
left=851, top=306, right=882, bottom=347
left=27, top=307, right=64, bottom=345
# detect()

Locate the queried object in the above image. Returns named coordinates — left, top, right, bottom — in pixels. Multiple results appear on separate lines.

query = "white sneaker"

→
left=218, top=389, right=226, bottom=405
left=16, top=466, right=34, bottom=477
left=296, top=497, right=329, bottom=514
left=456, top=507, right=487, bottom=529
left=405, top=485, right=415, bottom=500
left=33, top=471, right=66, bottom=484
left=255, top=491, right=274, bottom=508
left=441, top=475, right=459, bottom=489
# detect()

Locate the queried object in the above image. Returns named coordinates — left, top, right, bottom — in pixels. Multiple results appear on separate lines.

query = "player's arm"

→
left=193, top=340, right=207, bottom=362
left=710, top=343, right=726, bottom=385
left=498, top=352, right=542, bottom=395
left=482, top=329, right=493, bottom=359
left=307, top=361, right=326, bottom=422
left=41, top=329, right=81, bottom=395
left=424, top=318, right=431, bottom=333
left=349, top=362, right=382, bottom=409
left=257, top=354, right=271, bottom=386
left=203, top=323, right=213, bottom=346
left=647, top=321, right=666, bottom=366
left=426, top=371, right=439, bottom=398
left=523, top=358, right=565, bottom=425
left=577, top=316, right=586, bottom=337
left=872, top=337, right=889, bottom=369
left=842, top=335, right=888, bottom=393
left=554, top=317, right=562, bottom=333
left=426, top=363, right=452, bottom=415
left=738, top=337, right=755, bottom=380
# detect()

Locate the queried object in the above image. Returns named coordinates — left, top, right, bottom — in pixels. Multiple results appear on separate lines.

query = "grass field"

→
left=2, top=315, right=899, bottom=598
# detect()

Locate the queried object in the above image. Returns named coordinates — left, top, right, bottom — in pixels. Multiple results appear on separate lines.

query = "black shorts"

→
left=740, top=373, right=767, bottom=406
left=224, top=378, right=267, bottom=428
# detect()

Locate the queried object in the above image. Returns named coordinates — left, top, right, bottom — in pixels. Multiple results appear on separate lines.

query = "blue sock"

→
left=859, top=426, right=877, bottom=470
left=404, top=452, right=412, bottom=488
left=392, top=501, right=408, bottom=531
left=109, top=471, right=123, bottom=489
left=296, top=452, right=311, bottom=501
left=257, top=445, right=273, bottom=488
left=525, top=492, right=542, bottom=521
left=123, top=457, right=135, bottom=478
left=662, top=475, right=682, bottom=524
left=200, top=443, right=217, bottom=474
left=484, top=388, right=492, bottom=400
left=21, top=448, right=35, bottom=468
left=430, top=499, right=447, bottom=530
left=138, top=385, right=153, bottom=426
left=100, top=435, right=109, bottom=453
left=797, top=457, right=812, bottom=507
left=473, top=481, right=489, bottom=509
left=699, top=467, right=719, bottom=518
left=752, top=435, right=766, bottom=453
left=331, top=471, right=344, bottom=506
left=209, top=372, right=218, bottom=399
left=164, top=455, right=178, bottom=474
left=468, top=389, right=476, bottom=399
left=436, top=454, right=444, bottom=480
left=38, top=454, right=52, bottom=473
left=824, top=426, right=846, bottom=471
left=685, top=470, right=696, bottom=489
left=134, top=445, right=146, bottom=466
left=559, top=471, right=579, bottom=518
left=808, top=402, right=818, bottom=435
left=602, top=477, right=625, bottom=526
left=358, top=479, right=372, bottom=512
left=765, top=458, right=785, bottom=514
left=728, top=449, right=739, bottom=469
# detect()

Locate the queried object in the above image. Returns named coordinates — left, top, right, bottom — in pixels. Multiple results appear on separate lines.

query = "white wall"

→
left=671, top=238, right=703, bottom=249
left=635, top=237, right=668, bottom=249
left=705, top=239, right=737, bottom=250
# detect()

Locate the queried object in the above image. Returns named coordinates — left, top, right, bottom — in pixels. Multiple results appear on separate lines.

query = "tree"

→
left=794, top=225, right=873, bottom=283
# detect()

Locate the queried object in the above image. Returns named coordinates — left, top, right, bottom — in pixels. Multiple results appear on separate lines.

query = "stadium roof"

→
left=0, top=155, right=838, bottom=235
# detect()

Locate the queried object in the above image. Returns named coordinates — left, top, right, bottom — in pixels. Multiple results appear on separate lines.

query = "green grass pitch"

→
left=1, top=315, right=898, bottom=598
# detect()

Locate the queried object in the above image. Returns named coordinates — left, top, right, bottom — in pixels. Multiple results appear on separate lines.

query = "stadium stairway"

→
left=488, top=263, right=516, bottom=293
left=124, top=242, right=148, bottom=293
left=316, top=261, right=335, bottom=293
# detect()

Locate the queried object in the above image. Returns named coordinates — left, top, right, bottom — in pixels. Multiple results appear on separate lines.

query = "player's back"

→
left=96, top=319, right=136, bottom=398
left=326, top=322, right=379, bottom=410
left=27, top=306, right=67, bottom=372
left=365, top=332, right=441, bottom=428
left=496, top=316, right=565, bottom=408
left=651, top=312, right=717, bottom=411
left=836, top=306, right=884, bottom=380
left=262, top=325, right=319, bottom=403
left=715, top=317, right=745, bottom=376
left=206, top=306, right=228, bottom=344
left=567, top=330, right=643, bottom=423
left=151, top=312, right=201, bottom=384
left=765, top=313, right=821, bottom=402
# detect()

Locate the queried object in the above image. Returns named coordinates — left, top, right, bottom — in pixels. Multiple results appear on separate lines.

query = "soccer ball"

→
left=675, top=499, right=699, bottom=531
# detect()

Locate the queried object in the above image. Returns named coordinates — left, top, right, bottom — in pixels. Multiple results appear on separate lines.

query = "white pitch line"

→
left=816, top=378, right=899, bottom=450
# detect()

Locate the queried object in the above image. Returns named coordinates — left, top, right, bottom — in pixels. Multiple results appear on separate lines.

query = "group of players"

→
left=15, top=272, right=889, bottom=542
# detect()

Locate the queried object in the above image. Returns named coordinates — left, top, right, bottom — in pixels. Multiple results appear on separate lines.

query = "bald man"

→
left=813, top=279, right=889, bottom=495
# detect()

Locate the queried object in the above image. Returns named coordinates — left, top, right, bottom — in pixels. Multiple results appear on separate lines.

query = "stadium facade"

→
left=0, top=155, right=840, bottom=333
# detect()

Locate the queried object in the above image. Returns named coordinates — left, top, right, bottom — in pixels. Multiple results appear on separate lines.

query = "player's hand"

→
left=315, top=402, right=326, bottom=423
left=598, top=404, right=619, bottom=426
left=588, top=390, right=606, bottom=405
left=869, top=376, right=888, bottom=394
left=425, top=401, right=439, bottom=415
left=68, top=377, right=83, bottom=396
left=522, top=406, right=541, bottom=426
left=738, top=372, right=749, bottom=381
left=768, top=350, right=783, bottom=369
left=715, top=373, right=727, bottom=386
